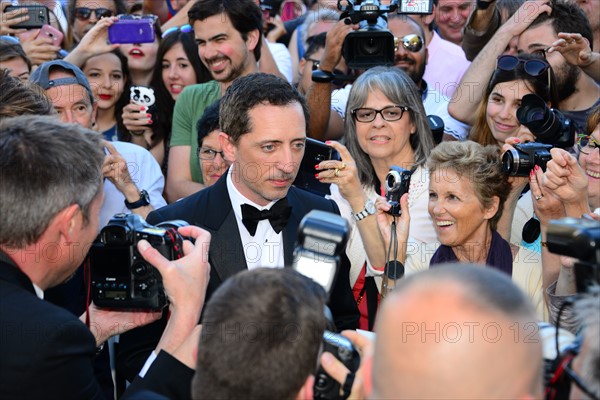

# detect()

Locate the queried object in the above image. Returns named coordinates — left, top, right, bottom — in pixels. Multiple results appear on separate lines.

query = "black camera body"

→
left=385, top=166, right=412, bottom=215
left=314, top=331, right=361, bottom=400
left=501, top=142, right=552, bottom=177
left=339, top=0, right=398, bottom=69
left=90, top=214, right=187, bottom=310
left=547, top=217, right=600, bottom=293
left=517, top=94, right=576, bottom=149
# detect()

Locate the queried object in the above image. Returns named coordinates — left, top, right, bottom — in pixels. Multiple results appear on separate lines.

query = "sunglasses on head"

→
left=496, top=55, right=551, bottom=88
left=394, top=34, right=423, bottom=53
left=162, top=24, right=193, bottom=38
left=74, top=7, right=113, bottom=21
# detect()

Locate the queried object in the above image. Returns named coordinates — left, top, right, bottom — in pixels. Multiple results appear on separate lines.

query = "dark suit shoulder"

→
left=147, top=188, right=210, bottom=226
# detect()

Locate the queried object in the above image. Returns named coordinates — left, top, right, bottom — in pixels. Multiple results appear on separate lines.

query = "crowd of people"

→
left=1, top=0, right=599, bottom=399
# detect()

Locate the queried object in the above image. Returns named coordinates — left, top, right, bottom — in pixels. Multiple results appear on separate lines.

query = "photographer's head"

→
left=191, top=268, right=327, bottom=400
left=517, top=1, right=593, bottom=103
left=30, top=60, right=97, bottom=129
left=219, top=73, right=309, bottom=206
left=344, top=66, right=434, bottom=188
left=189, top=0, right=262, bottom=84
left=371, top=265, right=543, bottom=399
left=387, top=14, right=427, bottom=85
left=0, top=116, right=105, bottom=288
left=470, top=54, right=557, bottom=147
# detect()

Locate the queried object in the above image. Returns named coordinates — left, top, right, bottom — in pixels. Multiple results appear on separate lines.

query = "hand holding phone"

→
left=36, top=24, right=63, bottom=47
left=5, top=5, right=49, bottom=29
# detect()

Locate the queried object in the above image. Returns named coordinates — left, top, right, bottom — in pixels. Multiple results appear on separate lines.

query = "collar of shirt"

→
left=32, top=283, right=44, bottom=299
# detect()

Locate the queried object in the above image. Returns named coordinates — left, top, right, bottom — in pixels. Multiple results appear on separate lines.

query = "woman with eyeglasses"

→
left=120, top=26, right=210, bottom=172
left=315, top=66, right=436, bottom=330
left=195, top=100, right=230, bottom=187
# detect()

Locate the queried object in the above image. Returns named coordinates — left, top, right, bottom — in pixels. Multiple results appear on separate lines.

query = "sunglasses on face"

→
left=394, top=34, right=423, bottom=53
left=162, top=24, right=193, bottom=38
left=74, top=7, right=113, bottom=21
left=496, top=55, right=551, bottom=88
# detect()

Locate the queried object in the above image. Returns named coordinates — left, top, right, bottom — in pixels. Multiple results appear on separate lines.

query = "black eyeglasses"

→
left=394, top=34, right=423, bottom=53
left=496, top=55, right=551, bottom=88
left=74, top=7, right=113, bottom=21
left=577, top=134, right=600, bottom=155
left=352, top=106, right=410, bottom=123
left=198, top=147, right=225, bottom=160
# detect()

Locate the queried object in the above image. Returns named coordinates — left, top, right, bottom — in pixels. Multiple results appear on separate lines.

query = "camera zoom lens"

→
left=359, top=37, right=382, bottom=55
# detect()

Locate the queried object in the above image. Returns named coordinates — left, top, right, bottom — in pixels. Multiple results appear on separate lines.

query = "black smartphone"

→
left=6, top=5, right=49, bottom=29
left=293, top=138, right=341, bottom=196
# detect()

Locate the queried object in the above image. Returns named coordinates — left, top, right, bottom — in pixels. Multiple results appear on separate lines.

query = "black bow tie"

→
left=241, top=198, right=292, bottom=236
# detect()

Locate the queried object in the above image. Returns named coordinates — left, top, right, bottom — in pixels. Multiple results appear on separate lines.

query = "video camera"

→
left=547, top=217, right=600, bottom=293
left=292, top=210, right=360, bottom=400
left=338, top=0, right=398, bottom=69
left=89, top=213, right=188, bottom=310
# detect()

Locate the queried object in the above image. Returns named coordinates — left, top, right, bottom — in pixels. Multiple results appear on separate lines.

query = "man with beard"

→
left=166, top=0, right=262, bottom=202
left=118, top=73, right=359, bottom=382
left=307, top=15, right=469, bottom=141
left=449, top=0, right=599, bottom=133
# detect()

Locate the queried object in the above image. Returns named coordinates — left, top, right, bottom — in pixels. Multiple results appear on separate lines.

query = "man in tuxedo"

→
left=118, top=73, right=359, bottom=380
left=0, top=115, right=211, bottom=399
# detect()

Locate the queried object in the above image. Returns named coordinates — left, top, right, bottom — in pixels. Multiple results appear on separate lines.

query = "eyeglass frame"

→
left=496, top=55, right=552, bottom=89
left=576, top=134, right=600, bottom=155
left=162, top=24, right=193, bottom=39
left=394, top=34, right=424, bottom=53
left=351, top=105, right=411, bottom=123
left=74, top=7, right=114, bottom=21
left=198, top=147, right=225, bottom=161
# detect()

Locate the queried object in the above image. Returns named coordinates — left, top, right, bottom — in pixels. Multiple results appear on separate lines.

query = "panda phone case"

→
left=108, top=19, right=155, bottom=44
left=130, top=86, right=157, bottom=127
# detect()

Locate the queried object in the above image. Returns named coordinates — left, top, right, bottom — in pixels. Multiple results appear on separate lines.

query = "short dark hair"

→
left=303, top=32, right=326, bottom=60
left=219, top=73, right=309, bottom=144
left=197, top=100, right=221, bottom=147
left=0, top=39, right=32, bottom=72
left=191, top=268, right=327, bottom=400
left=527, top=0, right=594, bottom=50
left=188, top=0, right=263, bottom=61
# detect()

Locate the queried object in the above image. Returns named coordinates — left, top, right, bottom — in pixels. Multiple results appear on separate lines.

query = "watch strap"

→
left=476, top=0, right=496, bottom=10
left=124, top=189, right=150, bottom=210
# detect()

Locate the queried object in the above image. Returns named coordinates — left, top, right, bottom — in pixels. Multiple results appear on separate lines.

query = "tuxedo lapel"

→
left=282, top=189, right=303, bottom=266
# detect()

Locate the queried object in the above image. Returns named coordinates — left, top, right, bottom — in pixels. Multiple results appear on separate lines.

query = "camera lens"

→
left=386, top=171, right=398, bottom=191
left=359, top=37, right=382, bottom=56
left=502, top=148, right=531, bottom=177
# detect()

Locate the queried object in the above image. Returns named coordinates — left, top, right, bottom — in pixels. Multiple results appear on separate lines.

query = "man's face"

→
left=573, top=0, right=600, bottom=30
left=193, top=13, right=259, bottom=84
left=221, top=102, right=306, bottom=206
left=434, top=0, right=474, bottom=45
left=388, top=18, right=427, bottom=85
left=517, top=21, right=580, bottom=102
left=45, top=70, right=96, bottom=128
left=73, top=0, right=117, bottom=42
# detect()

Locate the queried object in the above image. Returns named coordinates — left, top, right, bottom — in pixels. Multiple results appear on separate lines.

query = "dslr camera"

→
left=89, top=213, right=188, bottom=310
left=385, top=166, right=412, bottom=215
left=547, top=217, right=600, bottom=293
left=338, top=0, right=398, bottom=69
left=501, top=142, right=552, bottom=177
left=517, top=94, right=576, bottom=149
left=292, top=211, right=360, bottom=400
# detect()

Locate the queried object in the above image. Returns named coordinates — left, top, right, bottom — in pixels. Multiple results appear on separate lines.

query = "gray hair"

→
left=300, top=8, right=340, bottom=47
left=0, top=116, right=104, bottom=248
left=344, top=66, right=435, bottom=187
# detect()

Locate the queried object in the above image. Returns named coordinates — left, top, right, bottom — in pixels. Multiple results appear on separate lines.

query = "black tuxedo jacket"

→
left=0, top=251, right=104, bottom=399
left=117, top=175, right=359, bottom=381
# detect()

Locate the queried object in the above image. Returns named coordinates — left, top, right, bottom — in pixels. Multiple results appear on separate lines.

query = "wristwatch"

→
left=312, top=69, right=336, bottom=83
left=352, top=199, right=376, bottom=221
left=476, top=0, right=496, bottom=10
left=124, top=189, right=150, bottom=210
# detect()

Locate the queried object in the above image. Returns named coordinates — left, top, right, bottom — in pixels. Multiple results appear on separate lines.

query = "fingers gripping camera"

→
left=90, top=214, right=188, bottom=310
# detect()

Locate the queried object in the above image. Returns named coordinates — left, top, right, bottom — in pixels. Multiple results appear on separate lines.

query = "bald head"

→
left=371, top=265, right=544, bottom=399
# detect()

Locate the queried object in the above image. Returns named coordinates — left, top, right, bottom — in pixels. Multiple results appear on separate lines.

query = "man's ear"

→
left=422, top=10, right=435, bottom=26
left=246, top=28, right=260, bottom=56
left=294, top=374, right=314, bottom=400
left=91, top=101, right=99, bottom=127
left=219, top=132, right=237, bottom=163
left=55, top=203, right=83, bottom=243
